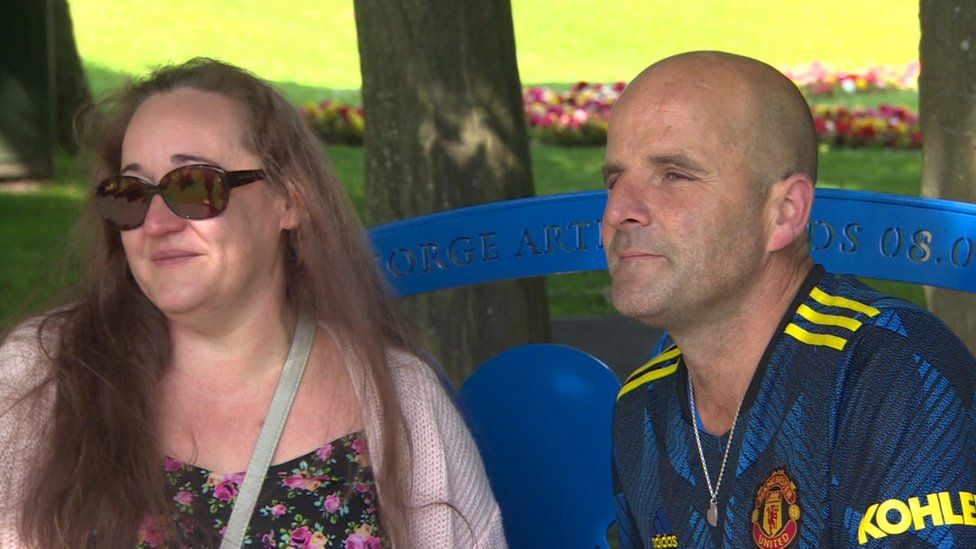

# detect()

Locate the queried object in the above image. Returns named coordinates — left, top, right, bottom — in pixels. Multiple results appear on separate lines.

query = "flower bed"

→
left=783, top=62, right=919, bottom=97
left=300, top=64, right=921, bottom=149
left=523, top=81, right=623, bottom=146
left=301, top=100, right=365, bottom=145
left=813, top=104, right=921, bottom=150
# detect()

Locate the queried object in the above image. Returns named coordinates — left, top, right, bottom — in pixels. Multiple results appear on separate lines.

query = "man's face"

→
left=601, top=74, right=771, bottom=330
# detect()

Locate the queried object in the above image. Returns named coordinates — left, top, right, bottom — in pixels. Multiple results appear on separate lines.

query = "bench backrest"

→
left=368, top=188, right=976, bottom=297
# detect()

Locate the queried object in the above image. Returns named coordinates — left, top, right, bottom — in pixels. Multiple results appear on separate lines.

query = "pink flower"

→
left=226, top=471, right=246, bottom=485
left=352, top=438, right=371, bottom=466
left=291, top=526, right=312, bottom=547
left=351, top=437, right=369, bottom=456
left=325, top=493, right=341, bottom=513
left=138, top=515, right=168, bottom=547
left=284, top=473, right=308, bottom=489
left=366, top=537, right=382, bottom=549
left=173, top=490, right=193, bottom=505
left=163, top=456, right=182, bottom=472
left=270, top=503, right=287, bottom=516
left=345, top=534, right=366, bottom=549
left=213, top=481, right=239, bottom=502
left=316, top=443, right=334, bottom=462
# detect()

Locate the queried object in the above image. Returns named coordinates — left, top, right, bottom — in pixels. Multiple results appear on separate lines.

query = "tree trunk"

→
left=0, top=0, right=55, bottom=179
left=54, top=0, right=91, bottom=152
left=919, top=0, right=976, bottom=352
left=354, top=0, right=550, bottom=386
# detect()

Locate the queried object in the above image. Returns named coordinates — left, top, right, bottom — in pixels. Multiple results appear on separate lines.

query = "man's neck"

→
left=676, top=258, right=813, bottom=435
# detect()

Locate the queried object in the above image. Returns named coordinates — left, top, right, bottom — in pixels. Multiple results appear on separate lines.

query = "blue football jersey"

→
left=613, top=265, right=976, bottom=548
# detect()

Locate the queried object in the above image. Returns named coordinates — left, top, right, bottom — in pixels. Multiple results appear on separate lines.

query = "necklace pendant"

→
left=707, top=501, right=719, bottom=527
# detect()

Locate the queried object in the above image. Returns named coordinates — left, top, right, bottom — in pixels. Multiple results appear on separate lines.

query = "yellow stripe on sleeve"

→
left=810, top=287, right=880, bottom=318
left=624, top=346, right=682, bottom=384
left=796, top=304, right=863, bottom=332
left=784, top=323, right=848, bottom=351
left=618, top=362, right=679, bottom=400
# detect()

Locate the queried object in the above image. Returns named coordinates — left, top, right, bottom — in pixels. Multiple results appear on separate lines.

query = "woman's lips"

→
left=150, top=250, right=200, bottom=266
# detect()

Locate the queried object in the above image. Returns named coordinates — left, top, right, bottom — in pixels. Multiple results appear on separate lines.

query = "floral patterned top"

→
left=137, top=431, right=386, bottom=548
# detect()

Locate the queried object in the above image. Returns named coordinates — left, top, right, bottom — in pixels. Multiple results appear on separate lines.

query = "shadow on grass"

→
left=808, top=90, right=918, bottom=110
left=0, top=188, right=85, bottom=330
left=84, top=61, right=362, bottom=106
left=818, top=150, right=921, bottom=196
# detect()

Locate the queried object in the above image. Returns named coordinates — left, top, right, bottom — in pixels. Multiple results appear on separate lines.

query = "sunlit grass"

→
left=70, top=0, right=918, bottom=102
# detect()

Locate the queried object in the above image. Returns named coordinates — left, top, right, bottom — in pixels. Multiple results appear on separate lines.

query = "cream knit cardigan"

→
left=0, top=321, right=506, bottom=548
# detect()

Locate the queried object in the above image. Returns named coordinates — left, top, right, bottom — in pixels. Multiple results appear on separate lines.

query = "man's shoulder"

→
left=810, top=274, right=975, bottom=414
left=823, top=281, right=976, bottom=546
left=825, top=273, right=972, bottom=362
left=791, top=272, right=970, bottom=359
left=807, top=271, right=924, bottom=327
left=816, top=271, right=935, bottom=323
left=778, top=271, right=974, bottom=413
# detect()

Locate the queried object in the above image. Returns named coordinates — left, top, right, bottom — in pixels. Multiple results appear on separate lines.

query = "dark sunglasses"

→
left=95, top=164, right=265, bottom=230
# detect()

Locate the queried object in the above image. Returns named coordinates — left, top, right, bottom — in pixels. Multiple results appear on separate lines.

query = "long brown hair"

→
left=15, top=58, right=417, bottom=547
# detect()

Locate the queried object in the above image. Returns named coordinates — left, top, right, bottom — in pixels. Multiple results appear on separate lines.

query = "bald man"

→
left=606, top=51, right=976, bottom=547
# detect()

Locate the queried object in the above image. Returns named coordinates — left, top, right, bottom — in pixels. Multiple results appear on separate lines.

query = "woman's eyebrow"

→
left=171, top=153, right=219, bottom=165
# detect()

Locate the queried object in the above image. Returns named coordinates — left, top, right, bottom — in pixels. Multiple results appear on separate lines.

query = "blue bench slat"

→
left=368, top=191, right=607, bottom=297
left=368, top=188, right=976, bottom=296
left=811, top=188, right=976, bottom=293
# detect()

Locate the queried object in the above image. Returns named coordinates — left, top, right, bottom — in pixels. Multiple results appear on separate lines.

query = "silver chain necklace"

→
left=688, top=372, right=744, bottom=528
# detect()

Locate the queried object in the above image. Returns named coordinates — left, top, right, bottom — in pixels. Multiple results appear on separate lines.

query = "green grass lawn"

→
left=809, top=90, right=918, bottom=111
left=70, top=0, right=919, bottom=103
left=0, top=186, right=84, bottom=327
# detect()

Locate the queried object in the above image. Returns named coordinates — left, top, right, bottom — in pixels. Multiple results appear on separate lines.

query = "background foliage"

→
left=1, top=0, right=924, bottom=329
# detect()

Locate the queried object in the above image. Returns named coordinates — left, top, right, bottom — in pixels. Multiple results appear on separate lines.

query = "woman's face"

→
left=118, top=88, right=297, bottom=322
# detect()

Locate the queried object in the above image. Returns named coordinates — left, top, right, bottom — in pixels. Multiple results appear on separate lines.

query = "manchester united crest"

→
left=751, top=468, right=801, bottom=548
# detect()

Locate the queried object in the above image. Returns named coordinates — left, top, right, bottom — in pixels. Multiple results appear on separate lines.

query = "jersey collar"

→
left=676, top=264, right=828, bottom=430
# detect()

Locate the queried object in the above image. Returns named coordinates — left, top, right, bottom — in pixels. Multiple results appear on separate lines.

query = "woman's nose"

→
left=140, top=194, right=188, bottom=235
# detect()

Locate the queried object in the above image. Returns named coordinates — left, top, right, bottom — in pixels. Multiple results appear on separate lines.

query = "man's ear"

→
left=765, top=174, right=814, bottom=253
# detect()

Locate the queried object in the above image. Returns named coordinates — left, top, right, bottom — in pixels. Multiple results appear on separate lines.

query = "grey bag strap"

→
left=220, top=308, right=317, bottom=549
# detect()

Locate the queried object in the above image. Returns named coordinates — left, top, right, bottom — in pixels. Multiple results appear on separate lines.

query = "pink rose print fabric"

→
left=137, top=432, right=385, bottom=547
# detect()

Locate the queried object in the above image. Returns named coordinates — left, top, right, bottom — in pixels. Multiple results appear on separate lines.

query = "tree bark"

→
left=53, top=0, right=91, bottom=152
left=354, top=0, right=550, bottom=386
left=919, top=0, right=976, bottom=352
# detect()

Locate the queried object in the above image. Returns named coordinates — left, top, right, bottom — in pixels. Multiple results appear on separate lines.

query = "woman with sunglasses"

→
left=0, top=59, right=504, bottom=548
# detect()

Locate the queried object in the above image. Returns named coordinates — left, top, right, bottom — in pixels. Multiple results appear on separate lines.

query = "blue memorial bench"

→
left=367, top=188, right=976, bottom=548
